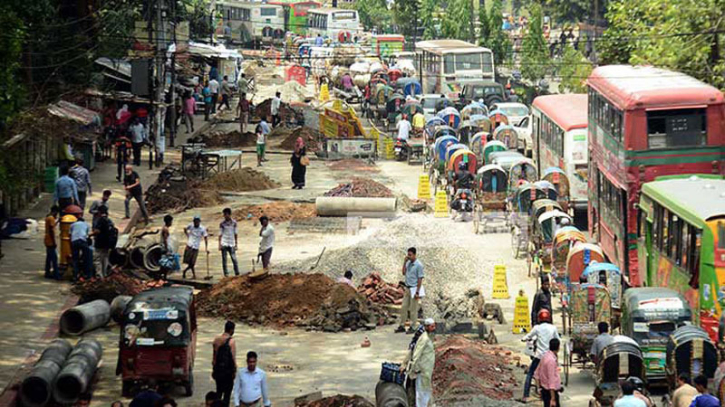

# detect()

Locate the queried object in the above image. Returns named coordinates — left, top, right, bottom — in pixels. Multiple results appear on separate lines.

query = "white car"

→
left=513, top=115, right=533, bottom=157
left=420, top=94, right=452, bottom=121
left=490, top=102, right=530, bottom=128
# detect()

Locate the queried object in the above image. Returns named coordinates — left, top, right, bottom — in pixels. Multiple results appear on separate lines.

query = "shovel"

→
left=203, top=251, right=213, bottom=280
left=309, top=247, right=326, bottom=271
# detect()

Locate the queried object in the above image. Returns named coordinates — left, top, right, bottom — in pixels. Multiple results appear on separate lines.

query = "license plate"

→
left=460, top=200, right=467, bottom=204
left=395, top=147, right=401, bottom=152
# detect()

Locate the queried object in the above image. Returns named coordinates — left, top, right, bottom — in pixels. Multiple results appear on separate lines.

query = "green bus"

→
left=637, top=174, right=725, bottom=342
left=269, top=1, right=321, bottom=35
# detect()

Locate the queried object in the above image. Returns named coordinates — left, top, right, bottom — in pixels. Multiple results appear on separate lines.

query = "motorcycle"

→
left=394, top=138, right=410, bottom=161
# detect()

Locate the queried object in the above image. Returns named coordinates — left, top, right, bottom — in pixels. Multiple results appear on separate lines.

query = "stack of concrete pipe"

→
left=53, top=339, right=103, bottom=405
left=109, top=234, right=162, bottom=273
left=375, top=381, right=408, bottom=407
left=60, top=300, right=111, bottom=336
left=315, top=197, right=397, bottom=218
left=20, top=339, right=73, bottom=407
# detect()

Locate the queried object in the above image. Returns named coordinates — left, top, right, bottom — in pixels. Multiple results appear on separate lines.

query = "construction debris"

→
left=70, top=272, right=147, bottom=304
left=324, top=178, right=393, bottom=198
left=205, top=167, right=280, bottom=192
left=255, top=98, right=303, bottom=124
left=433, top=336, right=519, bottom=404
left=196, top=130, right=256, bottom=148
left=357, top=272, right=404, bottom=305
left=196, top=273, right=394, bottom=331
left=297, top=395, right=373, bottom=407
left=326, top=159, right=379, bottom=173
left=233, top=202, right=316, bottom=223
left=145, top=166, right=225, bottom=214
left=280, top=126, right=319, bottom=151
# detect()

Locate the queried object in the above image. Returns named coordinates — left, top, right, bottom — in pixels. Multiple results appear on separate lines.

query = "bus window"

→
left=647, top=109, right=707, bottom=149
left=662, top=208, right=670, bottom=255
left=444, top=55, right=454, bottom=74
left=260, top=7, right=277, bottom=16
left=690, top=228, right=702, bottom=287
left=456, top=53, right=482, bottom=71
left=483, top=52, right=493, bottom=74
left=672, top=216, right=682, bottom=264
left=653, top=204, right=661, bottom=250
left=681, top=222, right=690, bottom=270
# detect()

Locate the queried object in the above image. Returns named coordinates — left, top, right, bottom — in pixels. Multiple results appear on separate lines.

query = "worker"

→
left=89, top=189, right=111, bottom=228
left=395, top=247, right=424, bottom=334
left=71, top=157, right=92, bottom=211
left=182, top=215, right=208, bottom=280
left=412, top=110, right=425, bottom=136
left=70, top=215, right=93, bottom=282
left=531, top=276, right=553, bottom=325
left=232, top=351, right=271, bottom=407
left=258, top=216, right=275, bottom=275
left=400, top=318, right=436, bottom=407
left=44, top=205, right=60, bottom=280
left=91, top=206, right=116, bottom=278
left=54, top=165, right=79, bottom=212
left=213, top=321, right=237, bottom=407
left=219, top=208, right=240, bottom=277
left=337, top=270, right=355, bottom=288
left=396, top=114, right=411, bottom=141
left=123, top=165, right=150, bottom=224
left=520, top=309, right=559, bottom=403
left=589, top=322, right=614, bottom=364
left=271, top=91, right=281, bottom=128
left=534, top=338, right=562, bottom=407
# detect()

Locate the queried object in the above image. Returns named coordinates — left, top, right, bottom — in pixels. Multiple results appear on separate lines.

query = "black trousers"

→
left=541, top=389, right=560, bottom=407
left=132, top=142, right=143, bottom=166
left=215, top=376, right=234, bottom=407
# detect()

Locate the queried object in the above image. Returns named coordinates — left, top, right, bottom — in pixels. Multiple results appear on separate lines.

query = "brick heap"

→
left=357, top=272, right=405, bottom=305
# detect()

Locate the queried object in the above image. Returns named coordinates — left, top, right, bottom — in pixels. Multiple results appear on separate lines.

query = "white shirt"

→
left=396, top=119, right=411, bottom=141
left=271, top=97, right=281, bottom=115
left=219, top=219, right=237, bottom=248
left=185, top=224, right=208, bottom=249
left=232, top=367, right=271, bottom=407
left=130, top=123, right=146, bottom=144
left=259, top=224, right=275, bottom=253
left=522, top=322, right=560, bottom=359
left=209, top=79, right=220, bottom=94
left=256, top=132, right=266, bottom=145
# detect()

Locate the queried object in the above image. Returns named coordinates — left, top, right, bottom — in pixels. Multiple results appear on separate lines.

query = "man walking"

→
left=182, top=215, right=208, bottom=279
left=531, top=276, right=553, bottom=325
left=89, top=189, right=111, bottom=228
left=183, top=92, right=196, bottom=133
left=209, top=77, right=220, bottom=114
left=535, top=338, right=562, bottom=407
left=672, top=373, right=697, bottom=407
left=238, top=73, right=250, bottom=96
left=70, top=215, right=93, bottom=281
left=129, top=118, right=146, bottom=166
left=689, top=375, right=720, bottom=407
left=237, top=94, right=250, bottom=134
left=520, top=309, right=559, bottom=403
left=71, top=157, right=92, bottom=211
left=54, top=166, right=79, bottom=212
left=44, top=205, right=60, bottom=279
left=396, top=247, right=424, bottom=334
left=232, top=352, right=271, bottom=407
left=115, top=133, right=132, bottom=182
left=91, top=206, right=116, bottom=277
left=123, top=165, right=150, bottom=224
left=213, top=321, right=237, bottom=407
left=203, top=81, right=213, bottom=121
left=257, top=216, right=274, bottom=275
left=219, top=75, right=232, bottom=111
left=270, top=92, right=281, bottom=128
left=219, top=208, right=240, bottom=277
left=401, top=318, right=436, bottom=407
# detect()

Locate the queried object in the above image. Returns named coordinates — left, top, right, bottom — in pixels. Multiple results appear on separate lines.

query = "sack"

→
left=301, top=156, right=310, bottom=166
left=213, top=337, right=236, bottom=379
left=159, top=253, right=180, bottom=271
left=380, top=362, right=406, bottom=385
left=108, top=225, right=119, bottom=248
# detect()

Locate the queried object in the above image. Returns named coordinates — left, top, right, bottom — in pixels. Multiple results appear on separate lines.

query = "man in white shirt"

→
left=232, top=351, right=271, bottom=407
left=270, top=92, right=281, bottom=128
left=219, top=207, right=239, bottom=277
left=129, top=118, right=146, bottom=166
left=209, top=77, right=220, bottom=114
left=257, top=216, right=274, bottom=275
left=520, top=308, right=560, bottom=403
left=396, top=114, right=411, bottom=141
left=182, top=215, right=208, bottom=279
left=256, top=127, right=266, bottom=167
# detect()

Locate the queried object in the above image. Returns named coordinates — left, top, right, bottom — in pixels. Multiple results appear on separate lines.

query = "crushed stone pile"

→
left=205, top=167, right=280, bottom=192
left=326, top=159, right=379, bottom=173
left=196, top=130, right=256, bottom=148
left=357, top=272, right=404, bottom=305
left=280, top=126, right=319, bottom=151
left=233, top=202, right=316, bottom=223
left=71, top=272, right=146, bottom=304
left=298, top=395, right=373, bottom=407
left=432, top=289, right=485, bottom=325
left=433, top=336, right=520, bottom=404
left=324, top=177, right=393, bottom=198
left=145, top=167, right=225, bottom=214
left=196, top=273, right=394, bottom=331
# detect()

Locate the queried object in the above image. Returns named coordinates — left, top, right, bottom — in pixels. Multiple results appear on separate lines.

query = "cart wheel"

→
left=563, top=343, right=570, bottom=387
left=184, top=366, right=194, bottom=397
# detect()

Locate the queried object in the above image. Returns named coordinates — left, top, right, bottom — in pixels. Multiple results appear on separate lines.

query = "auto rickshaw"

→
left=483, top=140, right=507, bottom=164
left=437, top=107, right=461, bottom=129
left=493, top=125, right=518, bottom=150
left=488, top=109, right=509, bottom=130
left=395, top=77, right=421, bottom=97
left=563, top=283, right=613, bottom=371
left=542, top=167, right=571, bottom=211
left=461, top=103, right=488, bottom=120
left=621, top=288, right=693, bottom=381
left=589, top=338, right=647, bottom=405
left=118, top=286, right=197, bottom=397
left=665, top=325, right=718, bottom=392
left=458, top=120, right=480, bottom=146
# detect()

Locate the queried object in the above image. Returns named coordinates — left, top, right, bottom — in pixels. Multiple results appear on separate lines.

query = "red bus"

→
left=587, top=65, right=725, bottom=286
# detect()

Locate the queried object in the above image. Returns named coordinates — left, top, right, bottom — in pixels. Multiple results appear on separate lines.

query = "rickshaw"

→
left=508, top=159, right=537, bottom=189
left=565, top=243, right=605, bottom=287
left=470, top=132, right=487, bottom=163
left=461, top=103, right=488, bottom=120
left=437, top=107, right=461, bottom=129
left=491, top=152, right=529, bottom=175
left=581, top=263, right=623, bottom=310
left=395, top=77, right=422, bottom=97
left=473, top=164, right=509, bottom=233
left=483, top=140, right=507, bottom=164
left=458, top=120, right=480, bottom=146
left=488, top=109, right=509, bottom=130
left=542, top=167, right=571, bottom=211
left=531, top=210, right=572, bottom=272
left=385, top=93, right=406, bottom=130
left=534, top=180, right=559, bottom=202
left=373, top=84, right=394, bottom=120
left=429, top=135, right=458, bottom=193
left=510, top=183, right=550, bottom=215
left=446, top=149, right=477, bottom=216
left=665, top=325, right=718, bottom=392
left=470, top=114, right=493, bottom=133
left=589, top=338, right=647, bottom=405
left=563, top=283, right=613, bottom=374
left=118, top=287, right=197, bottom=397
left=387, top=68, right=403, bottom=83
left=425, top=117, right=446, bottom=140
left=509, top=186, right=554, bottom=259
left=621, top=288, right=693, bottom=381
left=402, top=100, right=423, bottom=118
left=493, top=125, right=519, bottom=150
left=551, top=226, right=587, bottom=279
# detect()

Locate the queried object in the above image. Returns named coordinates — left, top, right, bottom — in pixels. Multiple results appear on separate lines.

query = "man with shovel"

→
left=182, top=215, right=208, bottom=279
left=251, top=216, right=274, bottom=278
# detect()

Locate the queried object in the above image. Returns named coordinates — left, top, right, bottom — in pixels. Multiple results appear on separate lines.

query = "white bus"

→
left=307, top=8, right=361, bottom=41
left=217, top=1, right=285, bottom=44
left=415, top=40, right=495, bottom=95
left=531, top=94, right=589, bottom=222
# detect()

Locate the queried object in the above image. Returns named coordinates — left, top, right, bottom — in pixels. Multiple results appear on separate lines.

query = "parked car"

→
left=513, top=115, right=532, bottom=157
left=459, top=81, right=506, bottom=108
left=490, top=102, right=530, bottom=126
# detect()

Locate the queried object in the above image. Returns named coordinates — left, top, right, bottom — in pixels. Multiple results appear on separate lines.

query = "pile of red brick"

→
left=357, top=272, right=404, bottom=305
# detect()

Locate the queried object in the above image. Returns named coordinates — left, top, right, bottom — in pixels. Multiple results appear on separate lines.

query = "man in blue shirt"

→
left=256, top=119, right=271, bottom=136
left=54, top=166, right=79, bottom=212
left=70, top=216, right=93, bottom=281
left=689, top=374, right=720, bottom=407
left=315, top=34, right=323, bottom=47
left=396, top=247, right=424, bottom=334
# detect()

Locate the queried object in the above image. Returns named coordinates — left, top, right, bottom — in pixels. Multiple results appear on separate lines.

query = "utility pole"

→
left=147, top=0, right=156, bottom=170
left=169, top=0, right=177, bottom=149
left=151, top=0, right=168, bottom=169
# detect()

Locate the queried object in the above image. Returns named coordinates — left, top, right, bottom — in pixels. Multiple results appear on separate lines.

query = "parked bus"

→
left=531, top=94, right=588, bottom=223
left=637, top=175, right=725, bottom=340
left=415, top=40, right=494, bottom=95
left=371, top=35, right=405, bottom=59
left=216, top=1, right=285, bottom=45
left=587, top=65, right=725, bottom=286
left=307, top=8, right=361, bottom=41
left=268, top=0, right=320, bottom=36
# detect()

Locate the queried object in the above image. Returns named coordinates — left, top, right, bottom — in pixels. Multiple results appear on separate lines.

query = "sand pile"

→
left=205, top=167, right=280, bottom=192
left=146, top=168, right=225, bottom=214
left=298, top=395, right=373, bottom=407
left=280, top=126, right=319, bottom=151
left=71, top=272, right=146, bottom=304
left=199, top=130, right=256, bottom=148
left=324, top=177, right=393, bottom=198
left=196, top=273, right=393, bottom=331
left=233, top=202, right=316, bottom=223
left=326, top=159, right=379, bottom=173
left=433, top=336, right=520, bottom=403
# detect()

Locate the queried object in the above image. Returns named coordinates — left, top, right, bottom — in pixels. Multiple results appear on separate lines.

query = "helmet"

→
left=537, top=309, right=551, bottom=323
left=626, top=376, right=644, bottom=392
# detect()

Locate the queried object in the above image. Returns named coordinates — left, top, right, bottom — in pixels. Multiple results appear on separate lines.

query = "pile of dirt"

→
left=71, top=272, right=146, bottom=304
left=326, top=159, right=379, bottom=173
left=324, top=177, right=393, bottom=198
left=196, top=273, right=393, bottom=331
left=433, top=336, right=519, bottom=403
left=197, top=130, right=256, bottom=148
left=233, top=202, right=316, bottom=223
left=145, top=167, right=225, bottom=214
left=255, top=99, right=302, bottom=124
left=357, top=272, right=404, bottom=305
left=280, top=126, right=319, bottom=152
left=298, top=395, right=373, bottom=407
left=205, top=167, right=280, bottom=192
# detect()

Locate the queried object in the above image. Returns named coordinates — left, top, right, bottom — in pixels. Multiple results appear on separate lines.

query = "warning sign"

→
left=512, top=290, right=531, bottom=334
left=492, top=264, right=510, bottom=299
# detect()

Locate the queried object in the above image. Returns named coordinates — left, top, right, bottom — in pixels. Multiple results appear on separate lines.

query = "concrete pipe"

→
left=375, top=381, right=408, bottom=407
left=109, top=295, right=132, bottom=323
left=128, top=236, right=159, bottom=269
left=109, top=248, right=129, bottom=268
left=60, top=300, right=111, bottom=336
left=53, top=339, right=103, bottom=405
left=315, top=197, right=397, bottom=218
left=142, top=243, right=163, bottom=273
left=20, top=339, right=73, bottom=407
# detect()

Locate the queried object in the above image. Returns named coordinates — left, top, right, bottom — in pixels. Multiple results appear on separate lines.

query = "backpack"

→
left=213, top=337, right=235, bottom=379
left=97, top=218, right=118, bottom=249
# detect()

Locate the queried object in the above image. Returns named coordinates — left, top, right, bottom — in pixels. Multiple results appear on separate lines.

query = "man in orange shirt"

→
left=44, top=205, right=60, bottom=279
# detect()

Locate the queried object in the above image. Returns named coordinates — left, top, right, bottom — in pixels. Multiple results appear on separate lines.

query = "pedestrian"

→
left=219, top=208, right=240, bottom=277
left=337, top=270, right=355, bottom=288
left=689, top=375, right=720, bottom=407
left=396, top=247, right=424, bottom=334
left=672, top=373, right=698, bottom=407
left=129, top=118, right=146, bottom=166
left=203, top=82, right=213, bottom=121
left=183, top=92, right=196, bottom=134
left=534, top=338, right=562, bottom=407
left=213, top=321, right=237, bottom=407
left=115, top=133, right=132, bottom=181
left=219, top=75, right=232, bottom=111
left=157, top=214, right=179, bottom=279
left=614, top=380, right=646, bottom=407
left=396, top=114, right=411, bottom=141
left=531, top=276, right=553, bottom=325
left=255, top=126, right=266, bottom=167
left=91, top=206, right=116, bottom=278
left=182, top=215, right=208, bottom=279
left=520, top=309, right=559, bottom=403
left=54, top=165, right=79, bottom=212
left=401, top=318, right=436, bottom=407
left=231, top=351, right=271, bottom=407
left=238, top=73, right=250, bottom=96
left=71, top=157, right=92, bottom=211
left=237, top=93, right=250, bottom=134
left=129, top=382, right=162, bottom=407
left=205, top=392, right=219, bottom=407
left=315, top=33, right=323, bottom=47
left=44, top=205, right=60, bottom=280
left=589, top=321, right=614, bottom=364
left=89, top=189, right=111, bottom=228
left=209, top=77, right=220, bottom=114
left=123, top=165, right=150, bottom=224
left=290, top=137, right=307, bottom=189
left=257, top=216, right=274, bottom=275
left=70, top=215, right=93, bottom=281
left=271, top=91, right=281, bottom=128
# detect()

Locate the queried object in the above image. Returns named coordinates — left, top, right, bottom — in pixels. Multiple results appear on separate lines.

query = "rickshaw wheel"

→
left=184, top=366, right=194, bottom=397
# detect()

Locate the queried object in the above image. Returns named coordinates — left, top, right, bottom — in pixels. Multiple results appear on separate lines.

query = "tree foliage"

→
left=556, top=44, right=593, bottom=93
left=179, top=0, right=214, bottom=40
left=520, top=3, right=551, bottom=82
left=352, top=0, right=393, bottom=32
left=441, top=0, right=475, bottom=42
left=0, top=5, right=25, bottom=132
left=479, top=0, right=512, bottom=65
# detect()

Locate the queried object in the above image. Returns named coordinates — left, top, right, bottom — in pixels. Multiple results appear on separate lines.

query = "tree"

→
left=541, top=0, right=590, bottom=23
left=520, top=3, right=551, bottom=82
left=556, top=44, right=592, bottom=93
left=419, top=0, right=439, bottom=39
left=352, top=0, right=393, bottom=32
left=0, top=5, right=25, bottom=132
left=441, top=0, right=475, bottom=41
left=479, top=0, right=511, bottom=65
left=393, top=0, right=419, bottom=38
left=179, top=0, right=215, bottom=40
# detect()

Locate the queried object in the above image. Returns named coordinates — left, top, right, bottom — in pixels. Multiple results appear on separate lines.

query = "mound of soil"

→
left=298, top=395, right=373, bottom=407
left=280, top=127, right=319, bottom=152
left=255, top=99, right=302, bottom=124
left=199, top=130, right=256, bottom=148
left=146, top=168, right=225, bottom=214
left=233, top=202, right=316, bottom=223
left=71, top=272, right=146, bottom=304
left=324, top=177, right=393, bottom=198
left=326, top=159, right=379, bottom=173
left=205, top=167, right=280, bottom=192
left=196, top=273, right=393, bottom=331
